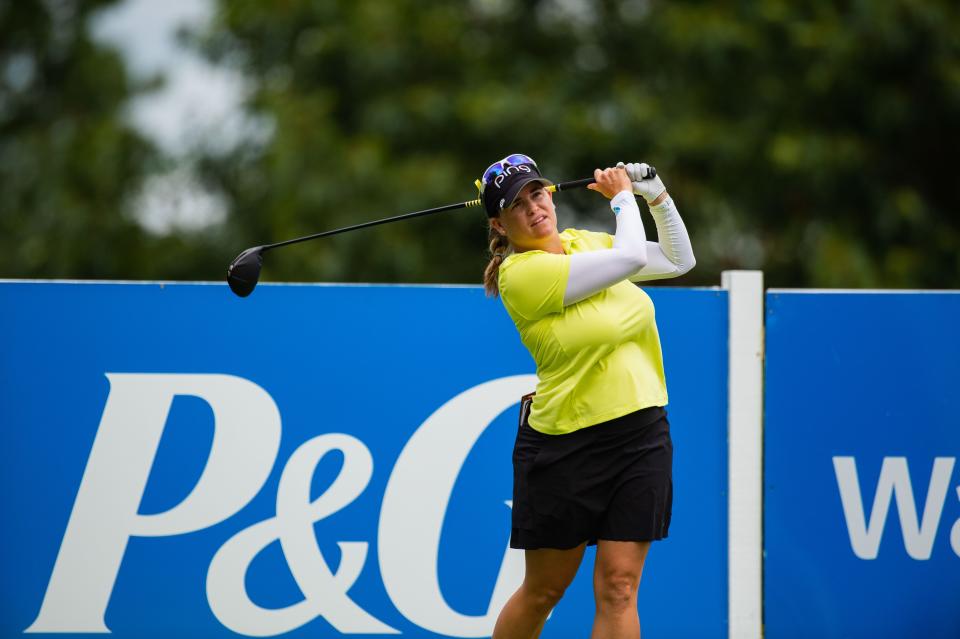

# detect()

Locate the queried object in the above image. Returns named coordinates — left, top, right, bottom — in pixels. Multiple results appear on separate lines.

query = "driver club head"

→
left=227, top=246, right=265, bottom=297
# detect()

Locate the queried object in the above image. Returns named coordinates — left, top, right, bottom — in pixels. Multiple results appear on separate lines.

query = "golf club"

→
left=226, top=169, right=656, bottom=297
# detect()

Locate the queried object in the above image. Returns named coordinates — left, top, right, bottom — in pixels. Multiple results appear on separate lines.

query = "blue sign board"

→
left=0, top=282, right=728, bottom=638
left=765, top=291, right=960, bottom=639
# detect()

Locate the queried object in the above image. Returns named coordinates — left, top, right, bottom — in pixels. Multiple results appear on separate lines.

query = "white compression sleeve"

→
left=563, top=191, right=648, bottom=306
left=628, top=195, right=696, bottom=282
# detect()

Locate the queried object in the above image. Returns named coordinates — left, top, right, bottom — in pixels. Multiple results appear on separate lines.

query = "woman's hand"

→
left=618, top=161, right=667, bottom=205
left=587, top=166, right=633, bottom=200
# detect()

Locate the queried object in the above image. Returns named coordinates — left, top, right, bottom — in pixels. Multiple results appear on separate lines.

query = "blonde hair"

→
left=483, top=225, right=511, bottom=297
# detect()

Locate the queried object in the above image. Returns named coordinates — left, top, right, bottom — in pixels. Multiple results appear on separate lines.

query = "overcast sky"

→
left=92, top=0, right=247, bottom=155
left=91, top=0, right=246, bottom=233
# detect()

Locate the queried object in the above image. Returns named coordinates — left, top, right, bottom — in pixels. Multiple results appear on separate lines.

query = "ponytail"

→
left=483, top=227, right=510, bottom=297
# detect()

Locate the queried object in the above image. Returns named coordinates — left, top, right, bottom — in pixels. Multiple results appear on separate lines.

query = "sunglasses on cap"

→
left=478, top=153, right=539, bottom=193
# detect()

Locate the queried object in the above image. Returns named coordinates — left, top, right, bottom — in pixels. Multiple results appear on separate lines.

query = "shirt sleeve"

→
left=500, top=252, right=571, bottom=320
left=628, top=196, right=696, bottom=281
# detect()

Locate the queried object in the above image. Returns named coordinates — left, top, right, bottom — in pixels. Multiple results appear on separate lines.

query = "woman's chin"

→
left=531, top=225, right=556, bottom=238
left=528, top=218, right=556, bottom=235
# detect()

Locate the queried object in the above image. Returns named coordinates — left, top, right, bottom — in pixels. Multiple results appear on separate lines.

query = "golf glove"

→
left=617, top=161, right=666, bottom=204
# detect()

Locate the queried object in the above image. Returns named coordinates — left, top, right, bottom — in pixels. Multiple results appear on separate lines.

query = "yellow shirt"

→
left=498, top=228, right=668, bottom=435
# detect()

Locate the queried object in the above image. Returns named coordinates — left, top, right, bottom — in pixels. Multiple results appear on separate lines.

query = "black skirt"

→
left=510, top=400, right=673, bottom=550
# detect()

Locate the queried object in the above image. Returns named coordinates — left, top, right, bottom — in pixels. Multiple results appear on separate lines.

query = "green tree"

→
left=644, top=0, right=960, bottom=287
left=1, top=0, right=153, bottom=277
left=0, top=0, right=231, bottom=281
left=192, top=0, right=959, bottom=289
left=4, top=0, right=958, bottom=288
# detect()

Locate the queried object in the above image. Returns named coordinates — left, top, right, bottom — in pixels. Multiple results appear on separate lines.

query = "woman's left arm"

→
left=617, top=162, right=696, bottom=282
left=629, top=194, right=696, bottom=281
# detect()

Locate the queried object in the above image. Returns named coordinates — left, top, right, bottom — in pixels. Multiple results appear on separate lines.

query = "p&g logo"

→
left=26, top=373, right=537, bottom=637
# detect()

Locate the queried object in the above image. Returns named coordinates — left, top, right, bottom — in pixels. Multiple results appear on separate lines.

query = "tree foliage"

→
left=3, top=0, right=958, bottom=288
left=0, top=0, right=227, bottom=280
left=192, top=0, right=960, bottom=288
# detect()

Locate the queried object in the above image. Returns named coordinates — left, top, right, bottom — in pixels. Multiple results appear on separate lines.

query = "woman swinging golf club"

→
left=481, top=154, right=695, bottom=639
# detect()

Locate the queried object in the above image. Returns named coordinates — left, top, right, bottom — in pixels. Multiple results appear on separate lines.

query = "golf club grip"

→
left=553, top=167, right=657, bottom=192
left=553, top=178, right=595, bottom=191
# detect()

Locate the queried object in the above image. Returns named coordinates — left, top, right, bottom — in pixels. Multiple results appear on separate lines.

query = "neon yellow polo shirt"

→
left=498, top=228, right=668, bottom=435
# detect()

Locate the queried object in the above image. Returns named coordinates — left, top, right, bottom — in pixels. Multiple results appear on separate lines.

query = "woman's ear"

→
left=489, top=218, right=506, bottom=236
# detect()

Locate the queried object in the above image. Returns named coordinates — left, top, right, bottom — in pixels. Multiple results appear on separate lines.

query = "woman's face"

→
left=490, top=181, right=558, bottom=252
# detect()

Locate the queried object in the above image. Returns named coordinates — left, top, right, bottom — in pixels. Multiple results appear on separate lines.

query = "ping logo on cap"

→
left=492, top=164, right=532, bottom=189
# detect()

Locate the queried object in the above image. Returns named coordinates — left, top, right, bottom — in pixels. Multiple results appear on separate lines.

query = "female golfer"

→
left=479, top=154, right=695, bottom=638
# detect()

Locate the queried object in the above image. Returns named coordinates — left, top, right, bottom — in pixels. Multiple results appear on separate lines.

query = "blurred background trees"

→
left=2, top=0, right=958, bottom=288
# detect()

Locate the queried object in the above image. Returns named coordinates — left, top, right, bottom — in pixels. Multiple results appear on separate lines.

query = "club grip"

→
left=553, top=167, right=657, bottom=192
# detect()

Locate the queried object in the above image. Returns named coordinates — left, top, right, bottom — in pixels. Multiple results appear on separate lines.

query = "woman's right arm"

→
left=562, top=176, right=650, bottom=306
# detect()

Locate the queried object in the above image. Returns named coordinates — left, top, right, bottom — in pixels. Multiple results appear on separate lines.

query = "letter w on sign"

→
left=833, top=456, right=955, bottom=560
